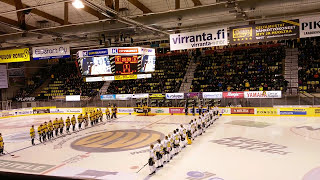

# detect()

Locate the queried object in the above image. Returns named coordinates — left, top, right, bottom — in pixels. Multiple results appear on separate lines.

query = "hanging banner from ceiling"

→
left=32, top=44, right=70, bottom=60
left=0, top=65, right=8, bottom=89
left=0, top=48, right=30, bottom=63
left=300, top=16, right=320, bottom=38
left=169, top=27, right=228, bottom=51
left=229, top=19, right=299, bottom=44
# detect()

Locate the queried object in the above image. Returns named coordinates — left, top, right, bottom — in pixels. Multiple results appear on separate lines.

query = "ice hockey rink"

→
left=0, top=114, right=320, bottom=180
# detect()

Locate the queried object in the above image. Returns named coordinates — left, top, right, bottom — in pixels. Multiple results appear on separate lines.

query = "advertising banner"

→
left=0, top=48, right=30, bottom=63
left=0, top=65, right=8, bottom=89
left=300, top=16, right=320, bottom=38
left=85, top=76, right=115, bottom=82
left=81, top=48, right=108, bottom=58
left=100, top=94, right=116, bottom=100
left=184, top=92, right=202, bottom=99
left=116, top=108, right=134, bottom=114
left=1, top=110, right=15, bottom=117
left=137, top=74, right=152, bottom=79
left=244, top=91, right=282, bottom=98
left=151, top=108, right=169, bottom=114
left=169, top=108, right=184, bottom=114
left=66, top=95, right=80, bottom=102
left=223, top=92, right=244, bottom=98
left=229, top=19, right=299, bottom=44
left=231, top=108, right=254, bottom=114
left=114, top=74, right=137, bottom=80
left=165, top=93, right=184, bottom=99
left=132, top=94, right=149, bottom=99
left=32, top=44, right=70, bottom=60
left=149, top=94, right=165, bottom=99
left=13, top=108, right=33, bottom=116
left=170, top=27, right=228, bottom=50
left=256, top=108, right=278, bottom=115
left=50, top=108, right=82, bottom=114
left=33, top=108, right=50, bottom=114
left=15, top=97, right=35, bottom=102
left=116, top=94, right=132, bottom=100
left=219, top=108, right=231, bottom=115
left=203, top=92, right=223, bottom=99
left=280, top=108, right=307, bottom=115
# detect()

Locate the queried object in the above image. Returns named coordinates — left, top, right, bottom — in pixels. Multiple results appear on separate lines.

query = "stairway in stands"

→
left=284, top=48, right=299, bottom=95
left=179, top=61, right=197, bottom=93
left=94, top=81, right=111, bottom=101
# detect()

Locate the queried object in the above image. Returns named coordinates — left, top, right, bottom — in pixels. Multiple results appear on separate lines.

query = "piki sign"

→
left=223, top=91, right=244, bottom=98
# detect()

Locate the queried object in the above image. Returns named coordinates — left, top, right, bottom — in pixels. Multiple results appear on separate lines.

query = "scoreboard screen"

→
left=114, top=55, right=141, bottom=75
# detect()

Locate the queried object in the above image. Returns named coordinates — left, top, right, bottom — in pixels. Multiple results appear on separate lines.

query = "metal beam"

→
left=0, top=15, right=35, bottom=30
left=82, top=5, right=104, bottom=19
left=128, top=0, right=152, bottom=13
left=115, top=0, right=119, bottom=12
left=64, top=2, right=68, bottom=25
left=13, top=0, right=25, bottom=29
left=0, top=0, right=68, bottom=25
left=192, top=0, right=202, bottom=6
left=105, top=0, right=113, bottom=8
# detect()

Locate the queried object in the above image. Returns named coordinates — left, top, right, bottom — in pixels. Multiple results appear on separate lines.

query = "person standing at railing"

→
left=111, top=106, right=116, bottom=119
left=84, top=112, right=89, bottom=127
left=48, top=120, right=53, bottom=139
left=66, top=117, right=71, bottom=133
left=30, top=125, right=35, bottom=146
left=43, top=122, right=48, bottom=142
left=59, top=117, right=64, bottom=135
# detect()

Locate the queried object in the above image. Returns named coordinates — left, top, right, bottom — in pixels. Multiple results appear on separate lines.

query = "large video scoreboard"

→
left=76, top=47, right=155, bottom=82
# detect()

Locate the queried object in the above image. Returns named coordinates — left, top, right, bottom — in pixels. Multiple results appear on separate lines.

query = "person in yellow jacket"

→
left=48, top=120, right=53, bottom=140
left=53, top=118, right=59, bottom=137
left=90, top=112, right=94, bottom=126
left=30, top=125, right=35, bottom=145
left=106, top=107, right=110, bottom=120
left=66, top=117, right=71, bottom=133
left=0, top=133, right=4, bottom=155
left=84, top=112, right=89, bottom=127
left=38, top=124, right=43, bottom=143
left=100, top=108, right=103, bottom=122
left=143, top=103, right=148, bottom=116
left=78, top=114, right=83, bottom=130
left=43, top=122, right=48, bottom=142
left=71, top=115, right=76, bottom=131
left=59, top=117, right=64, bottom=134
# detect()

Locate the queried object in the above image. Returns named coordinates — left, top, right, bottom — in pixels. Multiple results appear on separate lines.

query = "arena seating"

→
left=190, top=44, right=288, bottom=92
left=37, top=62, right=103, bottom=100
left=107, top=53, right=190, bottom=94
left=298, top=37, right=320, bottom=93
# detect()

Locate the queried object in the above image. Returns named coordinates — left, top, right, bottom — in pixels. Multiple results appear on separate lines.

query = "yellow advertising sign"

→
left=256, top=108, right=278, bottom=115
left=149, top=94, right=165, bottom=99
left=114, top=74, right=137, bottom=80
left=0, top=48, right=30, bottom=63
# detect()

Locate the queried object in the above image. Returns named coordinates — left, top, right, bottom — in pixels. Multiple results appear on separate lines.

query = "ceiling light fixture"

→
left=72, top=0, right=84, bottom=9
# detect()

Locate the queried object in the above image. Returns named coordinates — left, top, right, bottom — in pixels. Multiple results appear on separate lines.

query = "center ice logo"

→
left=71, top=129, right=164, bottom=152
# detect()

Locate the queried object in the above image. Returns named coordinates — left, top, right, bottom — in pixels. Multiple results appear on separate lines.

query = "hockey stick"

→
left=3, top=149, right=14, bottom=157
left=136, top=162, right=148, bottom=173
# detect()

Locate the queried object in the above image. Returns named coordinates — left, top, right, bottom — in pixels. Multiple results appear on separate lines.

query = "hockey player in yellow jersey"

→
left=48, top=120, right=53, bottom=139
left=38, top=124, right=43, bottom=143
left=99, top=108, right=103, bottom=122
left=53, top=118, right=59, bottom=137
left=66, top=117, right=71, bottom=133
left=90, top=112, right=94, bottom=126
left=0, top=133, right=4, bottom=155
left=105, top=107, right=110, bottom=120
left=84, top=112, right=89, bottom=127
left=71, top=115, right=76, bottom=131
left=43, top=122, right=48, bottom=142
left=77, top=114, right=83, bottom=130
left=59, top=117, right=64, bottom=134
left=30, top=125, right=35, bottom=145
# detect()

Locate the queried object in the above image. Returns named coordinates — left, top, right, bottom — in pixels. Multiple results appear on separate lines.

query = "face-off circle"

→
left=71, top=129, right=164, bottom=152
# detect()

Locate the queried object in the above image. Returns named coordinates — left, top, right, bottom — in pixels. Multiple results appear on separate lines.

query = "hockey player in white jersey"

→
left=163, top=136, right=170, bottom=163
left=197, top=116, right=203, bottom=136
left=173, top=130, right=180, bottom=155
left=191, top=119, right=197, bottom=140
left=148, top=144, right=156, bottom=175
left=179, top=125, right=187, bottom=148
left=169, top=133, right=174, bottom=159
left=155, top=139, right=164, bottom=168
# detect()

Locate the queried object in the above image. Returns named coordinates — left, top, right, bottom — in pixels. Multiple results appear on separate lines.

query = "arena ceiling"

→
left=0, top=0, right=319, bottom=51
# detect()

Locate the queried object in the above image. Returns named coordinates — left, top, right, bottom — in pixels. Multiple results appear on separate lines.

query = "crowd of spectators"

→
left=37, top=61, right=103, bottom=100
left=298, top=37, right=320, bottom=93
left=107, top=53, right=189, bottom=94
left=191, top=44, right=288, bottom=92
